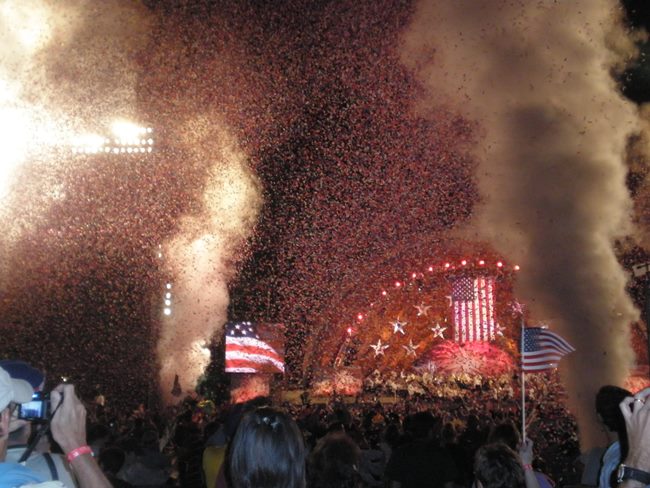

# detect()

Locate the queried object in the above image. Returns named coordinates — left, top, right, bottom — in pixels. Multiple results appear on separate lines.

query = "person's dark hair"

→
left=228, top=407, right=306, bottom=488
left=382, top=422, right=401, bottom=449
left=596, top=385, right=631, bottom=461
left=487, top=422, right=520, bottom=451
left=474, top=443, right=525, bottom=488
left=308, top=431, right=361, bottom=488
left=595, top=385, right=630, bottom=434
left=404, top=411, right=435, bottom=440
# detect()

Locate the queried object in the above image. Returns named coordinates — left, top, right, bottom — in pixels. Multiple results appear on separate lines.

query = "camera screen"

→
left=18, top=393, right=48, bottom=420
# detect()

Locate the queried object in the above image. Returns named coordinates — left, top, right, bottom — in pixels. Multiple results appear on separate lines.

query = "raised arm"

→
left=50, top=383, right=112, bottom=488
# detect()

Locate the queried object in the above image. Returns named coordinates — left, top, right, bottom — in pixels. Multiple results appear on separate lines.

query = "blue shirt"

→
left=0, top=462, right=44, bottom=488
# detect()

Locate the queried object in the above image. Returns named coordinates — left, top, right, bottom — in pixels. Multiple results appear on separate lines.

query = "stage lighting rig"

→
left=71, top=120, right=154, bottom=155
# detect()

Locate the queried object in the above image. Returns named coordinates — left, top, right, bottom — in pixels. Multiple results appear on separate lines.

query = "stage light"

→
left=163, top=307, right=172, bottom=316
left=357, top=313, right=363, bottom=321
left=381, top=290, right=387, bottom=296
left=71, top=123, right=154, bottom=155
left=444, top=263, right=450, bottom=268
left=347, top=327, right=353, bottom=335
left=165, top=292, right=171, bottom=299
left=428, top=266, right=433, bottom=272
left=497, top=261, right=503, bottom=268
left=479, top=260, right=485, bottom=265
left=412, top=272, right=417, bottom=278
left=111, top=120, right=143, bottom=140
left=461, top=260, right=467, bottom=266
left=164, top=299, right=171, bottom=306
left=395, top=281, right=401, bottom=287
left=166, top=283, right=172, bottom=289
left=514, top=265, right=520, bottom=271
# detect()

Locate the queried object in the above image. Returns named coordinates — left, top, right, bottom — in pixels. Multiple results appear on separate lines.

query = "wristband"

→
left=66, top=445, right=93, bottom=463
left=523, top=464, right=533, bottom=471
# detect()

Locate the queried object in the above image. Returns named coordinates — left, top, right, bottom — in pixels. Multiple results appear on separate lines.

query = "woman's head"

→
left=308, top=431, right=361, bottom=488
left=474, top=443, right=525, bottom=488
left=228, top=407, right=306, bottom=488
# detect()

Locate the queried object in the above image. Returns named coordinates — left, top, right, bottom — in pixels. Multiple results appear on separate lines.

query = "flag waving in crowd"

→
left=521, top=327, right=575, bottom=372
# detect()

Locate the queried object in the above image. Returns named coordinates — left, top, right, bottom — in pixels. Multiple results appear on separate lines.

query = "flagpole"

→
left=520, top=313, right=526, bottom=441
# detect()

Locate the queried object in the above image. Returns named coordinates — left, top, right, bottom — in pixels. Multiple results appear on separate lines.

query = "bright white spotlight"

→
left=111, top=120, right=143, bottom=141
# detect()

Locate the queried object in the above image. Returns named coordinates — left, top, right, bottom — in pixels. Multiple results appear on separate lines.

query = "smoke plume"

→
left=158, top=121, right=262, bottom=402
left=402, top=0, right=640, bottom=447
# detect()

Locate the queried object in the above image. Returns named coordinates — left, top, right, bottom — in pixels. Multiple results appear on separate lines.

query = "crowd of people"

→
left=1, top=359, right=650, bottom=488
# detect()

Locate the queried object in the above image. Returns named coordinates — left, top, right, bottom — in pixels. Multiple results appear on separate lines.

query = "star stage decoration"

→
left=511, top=300, right=525, bottom=316
left=495, top=324, right=506, bottom=336
left=414, top=303, right=432, bottom=317
left=430, top=323, right=447, bottom=339
left=370, top=339, right=389, bottom=357
left=402, top=340, right=419, bottom=357
left=391, top=319, right=407, bottom=335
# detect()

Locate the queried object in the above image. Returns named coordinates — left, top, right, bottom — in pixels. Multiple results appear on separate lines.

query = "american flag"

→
left=521, top=327, right=575, bottom=372
left=451, top=276, right=497, bottom=342
left=225, top=322, right=285, bottom=374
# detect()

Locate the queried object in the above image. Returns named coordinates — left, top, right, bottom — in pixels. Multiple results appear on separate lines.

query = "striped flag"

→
left=225, top=322, right=285, bottom=374
left=521, top=327, right=575, bottom=372
left=451, top=276, right=497, bottom=342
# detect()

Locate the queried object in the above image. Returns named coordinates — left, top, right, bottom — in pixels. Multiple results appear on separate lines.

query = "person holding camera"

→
left=0, top=365, right=112, bottom=488
left=1, top=360, right=76, bottom=487
left=0, top=365, right=45, bottom=486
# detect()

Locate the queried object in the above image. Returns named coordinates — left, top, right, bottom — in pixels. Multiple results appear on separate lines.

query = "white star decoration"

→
left=370, top=339, right=389, bottom=357
left=391, top=319, right=407, bottom=335
left=430, top=323, right=446, bottom=339
left=495, top=324, right=506, bottom=336
left=402, top=340, right=419, bottom=357
left=414, top=303, right=432, bottom=317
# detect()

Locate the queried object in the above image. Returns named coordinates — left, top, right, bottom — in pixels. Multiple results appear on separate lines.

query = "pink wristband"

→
left=66, top=445, right=93, bottom=463
left=523, top=464, right=533, bottom=471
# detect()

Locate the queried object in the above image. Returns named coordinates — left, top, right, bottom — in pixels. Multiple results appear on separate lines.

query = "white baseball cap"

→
left=0, top=366, right=33, bottom=411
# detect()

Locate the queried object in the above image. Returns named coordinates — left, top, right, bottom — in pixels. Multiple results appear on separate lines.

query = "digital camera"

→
left=18, top=392, right=50, bottom=421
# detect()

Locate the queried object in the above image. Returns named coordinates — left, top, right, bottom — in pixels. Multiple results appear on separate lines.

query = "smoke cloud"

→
left=158, top=121, right=262, bottom=402
left=0, top=1, right=261, bottom=402
left=0, top=0, right=151, bottom=253
left=402, top=0, right=640, bottom=447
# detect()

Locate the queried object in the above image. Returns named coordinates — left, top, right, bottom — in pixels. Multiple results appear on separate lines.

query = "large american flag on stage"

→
left=451, top=276, right=497, bottom=342
left=225, top=322, right=285, bottom=374
left=521, top=327, right=575, bottom=372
